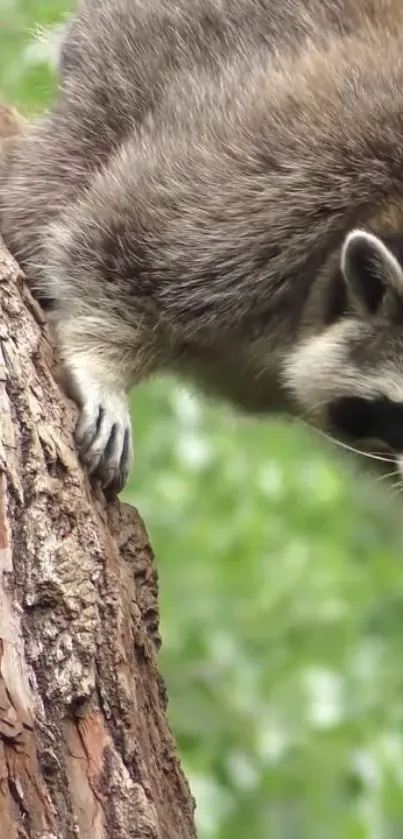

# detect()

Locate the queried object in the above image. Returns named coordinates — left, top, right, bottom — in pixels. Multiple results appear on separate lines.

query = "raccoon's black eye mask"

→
left=328, top=396, right=403, bottom=451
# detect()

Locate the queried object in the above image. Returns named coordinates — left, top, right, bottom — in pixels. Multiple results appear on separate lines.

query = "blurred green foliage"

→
left=2, top=6, right=403, bottom=837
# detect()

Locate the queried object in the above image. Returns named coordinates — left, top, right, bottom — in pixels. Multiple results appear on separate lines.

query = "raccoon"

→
left=2, top=0, right=403, bottom=493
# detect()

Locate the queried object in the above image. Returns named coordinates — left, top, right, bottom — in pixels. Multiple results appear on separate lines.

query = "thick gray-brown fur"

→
left=3, top=0, right=403, bottom=491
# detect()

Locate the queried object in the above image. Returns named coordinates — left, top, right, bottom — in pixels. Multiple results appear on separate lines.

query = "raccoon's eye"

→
left=328, top=396, right=403, bottom=451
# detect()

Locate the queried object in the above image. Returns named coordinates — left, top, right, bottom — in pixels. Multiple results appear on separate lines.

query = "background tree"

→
left=2, top=3, right=403, bottom=837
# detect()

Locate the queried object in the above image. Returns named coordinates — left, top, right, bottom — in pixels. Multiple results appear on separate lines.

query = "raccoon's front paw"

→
left=75, top=387, right=133, bottom=495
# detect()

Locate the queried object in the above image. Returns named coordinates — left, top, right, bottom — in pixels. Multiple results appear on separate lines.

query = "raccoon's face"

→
left=283, top=228, right=403, bottom=478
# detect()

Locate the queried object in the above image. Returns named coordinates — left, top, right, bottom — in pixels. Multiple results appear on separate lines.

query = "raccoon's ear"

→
left=341, top=229, right=403, bottom=315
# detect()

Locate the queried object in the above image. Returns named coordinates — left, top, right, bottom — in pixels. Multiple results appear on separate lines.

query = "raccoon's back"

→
left=1, top=0, right=402, bottom=273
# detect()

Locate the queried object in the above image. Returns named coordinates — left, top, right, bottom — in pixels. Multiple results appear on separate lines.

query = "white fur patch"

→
left=282, top=321, right=403, bottom=417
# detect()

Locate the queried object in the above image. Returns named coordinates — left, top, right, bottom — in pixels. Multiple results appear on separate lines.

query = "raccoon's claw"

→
left=75, top=388, right=133, bottom=495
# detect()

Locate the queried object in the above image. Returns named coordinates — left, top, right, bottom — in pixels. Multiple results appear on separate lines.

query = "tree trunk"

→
left=0, top=238, right=196, bottom=838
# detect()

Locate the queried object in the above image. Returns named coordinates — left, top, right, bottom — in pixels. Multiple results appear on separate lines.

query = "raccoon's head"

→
left=283, top=228, right=403, bottom=477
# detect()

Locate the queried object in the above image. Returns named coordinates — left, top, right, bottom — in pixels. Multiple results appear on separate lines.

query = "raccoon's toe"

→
left=76, top=390, right=133, bottom=495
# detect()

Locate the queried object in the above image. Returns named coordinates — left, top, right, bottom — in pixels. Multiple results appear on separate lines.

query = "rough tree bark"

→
left=0, top=238, right=197, bottom=838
